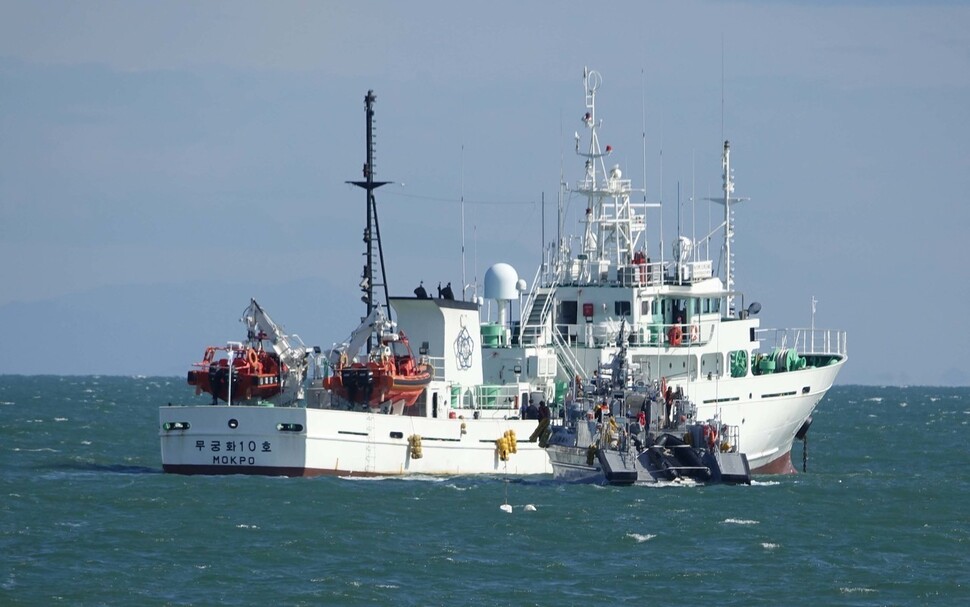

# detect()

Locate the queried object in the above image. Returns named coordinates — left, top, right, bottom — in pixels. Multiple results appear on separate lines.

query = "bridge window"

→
left=614, top=301, right=631, bottom=317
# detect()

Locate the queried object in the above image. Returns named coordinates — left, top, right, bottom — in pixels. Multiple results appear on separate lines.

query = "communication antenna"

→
left=460, top=144, right=466, bottom=300
left=811, top=296, right=818, bottom=351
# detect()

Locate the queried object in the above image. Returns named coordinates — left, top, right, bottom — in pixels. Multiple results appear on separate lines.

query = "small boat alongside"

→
left=544, top=336, right=751, bottom=485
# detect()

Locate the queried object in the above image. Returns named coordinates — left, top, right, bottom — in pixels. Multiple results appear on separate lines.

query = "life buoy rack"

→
left=689, top=323, right=699, bottom=343
left=668, top=325, right=683, bottom=346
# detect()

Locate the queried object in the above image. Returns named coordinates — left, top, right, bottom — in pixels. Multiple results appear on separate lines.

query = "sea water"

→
left=0, top=377, right=967, bottom=606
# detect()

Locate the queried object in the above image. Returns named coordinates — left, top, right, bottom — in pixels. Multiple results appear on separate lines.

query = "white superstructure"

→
left=479, top=68, right=846, bottom=473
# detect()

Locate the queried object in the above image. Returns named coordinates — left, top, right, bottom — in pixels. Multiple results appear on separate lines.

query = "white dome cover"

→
left=483, top=263, right=519, bottom=300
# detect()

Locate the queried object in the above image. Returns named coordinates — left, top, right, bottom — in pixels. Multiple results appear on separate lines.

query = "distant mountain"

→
left=0, top=278, right=363, bottom=376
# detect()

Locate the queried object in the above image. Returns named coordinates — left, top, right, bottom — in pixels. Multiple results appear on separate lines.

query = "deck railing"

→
left=755, top=328, right=848, bottom=356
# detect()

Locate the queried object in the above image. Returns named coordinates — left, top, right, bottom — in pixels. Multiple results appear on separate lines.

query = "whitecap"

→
left=338, top=474, right=445, bottom=483
left=54, top=417, right=68, bottom=422
left=723, top=518, right=759, bottom=525
left=864, top=397, right=883, bottom=402
left=840, top=587, right=876, bottom=594
left=750, top=480, right=780, bottom=486
left=899, top=402, right=908, bottom=407
left=627, top=533, right=657, bottom=543
left=235, top=524, right=259, bottom=529
left=761, top=542, right=780, bottom=550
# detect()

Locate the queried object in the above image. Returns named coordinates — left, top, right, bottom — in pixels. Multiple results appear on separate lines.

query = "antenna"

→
left=460, top=144, right=466, bottom=300
left=691, top=150, right=696, bottom=262
left=458, top=143, right=468, bottom=300
left=705, top=141, right=748, bottom=316
left=721, top=34, right=725, bottom=142
left=541, top=192, right=545, bottom=272
left=641, top=68, right=647, bottom=204
left=347, top=90, right=392, bottom=353
left=811, top=295, right=818, bottom=352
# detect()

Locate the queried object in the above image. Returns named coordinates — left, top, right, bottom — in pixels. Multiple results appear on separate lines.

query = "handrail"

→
left=755, top=328, right=848, bottom=357
left=552, top=325, right=588, bottom=382
left=516, top=263, right=545, bottom=345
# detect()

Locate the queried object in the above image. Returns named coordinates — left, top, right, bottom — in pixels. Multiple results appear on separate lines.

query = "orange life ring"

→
left=689, top=323, right=699, bottom=342
left=668, top=325, right=683, bottom=346
left=247, top=349, right=259, bottom=368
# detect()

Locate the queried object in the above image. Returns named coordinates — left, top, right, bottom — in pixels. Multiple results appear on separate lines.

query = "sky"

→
left=1, top=1, right=968, bottom=385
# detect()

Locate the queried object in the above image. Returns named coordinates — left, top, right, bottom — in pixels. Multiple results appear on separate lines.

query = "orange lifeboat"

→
left=324, top=330, right=431, bottom=408
left=187, top=346, right=287, bottom=404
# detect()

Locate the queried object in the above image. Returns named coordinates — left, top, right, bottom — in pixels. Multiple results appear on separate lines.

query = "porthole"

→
left=228, top=418, right=238, bottom=429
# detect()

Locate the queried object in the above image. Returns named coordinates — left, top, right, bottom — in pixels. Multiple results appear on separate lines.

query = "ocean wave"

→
left=338, top=474, right=446, bottom=483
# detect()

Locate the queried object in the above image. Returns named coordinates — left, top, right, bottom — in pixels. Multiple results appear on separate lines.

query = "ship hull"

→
left=160, top=405, right=551, bottom=476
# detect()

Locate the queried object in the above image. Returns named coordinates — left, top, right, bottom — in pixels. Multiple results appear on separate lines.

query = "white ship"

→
left=160, top=297, right=550, bottom=476
left=478, top=69, right=846, bottom=474
left=160, top=90, right=551, bottom=477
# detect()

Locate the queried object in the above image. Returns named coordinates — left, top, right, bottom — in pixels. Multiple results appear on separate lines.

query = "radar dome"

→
left=484, top=263, right=519, bottom=300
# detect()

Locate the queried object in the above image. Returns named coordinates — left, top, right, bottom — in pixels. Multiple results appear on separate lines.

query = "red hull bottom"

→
left=162, top=464, right=388, bottom=477
left=751, top=450, right=797, bottom=475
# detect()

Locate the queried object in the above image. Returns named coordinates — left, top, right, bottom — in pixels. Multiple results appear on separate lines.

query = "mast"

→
left=722, top=141, right=736, bottom=315
left=707, top=140, right=746, bottom=317
left=348, top=90, right=392, bottom=353
left=572, top=68, right=647, bottom=274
